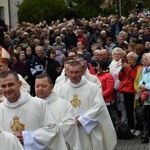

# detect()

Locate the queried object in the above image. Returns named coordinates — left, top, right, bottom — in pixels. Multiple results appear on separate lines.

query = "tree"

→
left=18, top=0, right=68, bottom=24
left=18, top=0, right=150, bottom=24
left=65, top=0, right=103, bottom=19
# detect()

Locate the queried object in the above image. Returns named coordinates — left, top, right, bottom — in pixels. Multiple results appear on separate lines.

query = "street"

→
left=114, top=136, right=150, bottom=150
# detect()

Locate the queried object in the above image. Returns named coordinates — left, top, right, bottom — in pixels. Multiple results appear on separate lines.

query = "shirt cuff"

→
left=22, top=131, right=46, bottom=150
left=78, top=115, right=98, bottom=134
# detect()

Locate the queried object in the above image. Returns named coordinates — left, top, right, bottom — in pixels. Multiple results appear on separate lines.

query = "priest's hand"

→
left=76, top=116, right=82, bottom=126
left=14, top=131, right=23, bottom=144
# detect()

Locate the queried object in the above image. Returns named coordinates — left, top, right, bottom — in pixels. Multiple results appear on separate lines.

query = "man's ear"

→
left=18, top=80, right=22, bottom=87
left=51, top=84, right=54, bottom=89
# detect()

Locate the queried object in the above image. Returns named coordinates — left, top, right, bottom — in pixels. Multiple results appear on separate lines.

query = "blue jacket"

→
left=139, top=66, right=150, bottom=103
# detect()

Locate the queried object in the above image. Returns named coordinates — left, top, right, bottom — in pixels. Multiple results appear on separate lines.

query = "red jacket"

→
left=118, top=64, right=141, bottom=93
left=88, top=63, right=96, bottom=75
left=96, top=72, right=114, bottom=103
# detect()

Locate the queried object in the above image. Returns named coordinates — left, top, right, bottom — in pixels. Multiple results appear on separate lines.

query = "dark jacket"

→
left=0, top=19, right=8, bottom=47
left=110, top=22, right=122, bottom=40
left=8, top=61, right=30, bottom=78
left=47, top=59, right=61, bottom=84
left=30, top=56, right=46, bottom=77
left=64, top=33, right=77, bottom=49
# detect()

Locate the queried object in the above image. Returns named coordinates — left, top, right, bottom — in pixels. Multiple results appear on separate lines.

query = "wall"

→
left=0, top=0, right=23, bottom=27
left=0, top=0, right=9, bottom=25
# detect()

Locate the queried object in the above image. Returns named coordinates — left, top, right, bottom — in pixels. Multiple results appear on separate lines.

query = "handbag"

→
left=136, top=105, right=146, bottom=121
left=116, top=122, right=135, bottom=139
left=140, top=90, right=149, bottom=101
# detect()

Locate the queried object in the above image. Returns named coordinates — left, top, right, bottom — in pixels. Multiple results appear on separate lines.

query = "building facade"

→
left=0, top=0, right=22, bottom=27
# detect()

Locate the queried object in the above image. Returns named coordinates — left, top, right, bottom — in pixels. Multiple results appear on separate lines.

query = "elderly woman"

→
left=109, top=47, right=127, bottom=123
left=138, top=53, right=150, bottom=143
left=134, top=53, right=147, bottom=137
left=109, top=47, right=124, bottom=90
left=118, top=52, right=141, bottom=133
left=52, top=36, right=66, bottom=54
left=91, top=50, right=101, bottom=69
left=52, top=36, right=66, bottom=66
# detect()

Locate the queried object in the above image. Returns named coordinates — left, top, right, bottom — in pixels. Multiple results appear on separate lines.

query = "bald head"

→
left=99, top=49, right=108, bottom=55
left=99, top=49, right=109, bottom=61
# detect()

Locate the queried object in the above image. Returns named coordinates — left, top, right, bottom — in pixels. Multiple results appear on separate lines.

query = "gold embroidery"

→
left=11, top=116, right=25, bottom=132
left=70, top=94, right=81, bottom=108
left=0, top=99, right=3, bottom=103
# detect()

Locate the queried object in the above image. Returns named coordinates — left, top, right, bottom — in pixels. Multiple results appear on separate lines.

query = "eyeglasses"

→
left=68, top=71, right=81, bottom=75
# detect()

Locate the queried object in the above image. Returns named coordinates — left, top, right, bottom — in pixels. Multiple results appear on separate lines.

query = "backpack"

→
left=116, top=122, right=135, bottom=140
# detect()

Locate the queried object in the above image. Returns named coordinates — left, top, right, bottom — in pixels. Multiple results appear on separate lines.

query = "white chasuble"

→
left=55, top=76, right=117, bottom=150
left=0, top=90, right=68, bottom=150
left=0, top=127, right=24, bottom=150
left=44, top=92, right=81, bottom=150
left=18, top=74, right=30, bottom=93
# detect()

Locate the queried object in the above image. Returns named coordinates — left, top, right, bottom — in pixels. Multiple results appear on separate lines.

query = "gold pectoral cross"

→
left=70, top=94, right=82, bottom=108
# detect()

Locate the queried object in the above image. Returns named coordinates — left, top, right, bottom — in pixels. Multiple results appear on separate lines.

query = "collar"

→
left=43, top=92, right=53, bottom=102
left=36, top=92, right=58, bottom=105
left=68, top=76, right=88, bottom=88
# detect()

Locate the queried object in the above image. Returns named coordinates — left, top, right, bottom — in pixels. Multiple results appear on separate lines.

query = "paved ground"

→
left=114, top=136, right=150, bottom=150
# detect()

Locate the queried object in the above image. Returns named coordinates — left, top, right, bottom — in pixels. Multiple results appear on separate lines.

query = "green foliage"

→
left=18, top=0, right=150, bottom=24
left=112, top=0, right=150, bottom=17
left=65, top=0, right=102, bottom=19
left=18, top=0, right=68, bottom=24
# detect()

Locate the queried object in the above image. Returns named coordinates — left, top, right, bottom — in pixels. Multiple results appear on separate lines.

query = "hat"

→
left=0, top=46, right=10, bottom=64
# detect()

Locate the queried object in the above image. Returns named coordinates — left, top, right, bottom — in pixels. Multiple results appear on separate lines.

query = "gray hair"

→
left=127, top=52, right=138, bottom=61
left=112, top=47, right=124, bottom=58
left=55, top=36, right=62, bottom=42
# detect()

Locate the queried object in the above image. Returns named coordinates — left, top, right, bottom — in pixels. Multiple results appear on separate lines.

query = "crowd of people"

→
left=0, top=10, right=150, bottom=149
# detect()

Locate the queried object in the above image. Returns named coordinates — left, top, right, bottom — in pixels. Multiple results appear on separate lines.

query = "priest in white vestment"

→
left=54, top=57, right=74, bottom=89
left=54, top=57, right=101, bottom=91
left=0, top=126, right=24, bottom=150
left=0, top=70, right=68, bottom=150
left=35, top=74, right=81, bottom=150
left=55, top=60, right=117, bottom=150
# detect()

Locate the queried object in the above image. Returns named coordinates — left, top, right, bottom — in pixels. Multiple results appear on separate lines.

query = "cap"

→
left=0, top=46, right=10, bottom=64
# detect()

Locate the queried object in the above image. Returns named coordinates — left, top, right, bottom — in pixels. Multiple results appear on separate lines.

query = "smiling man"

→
left=0, top=70, right=67, bottom=150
